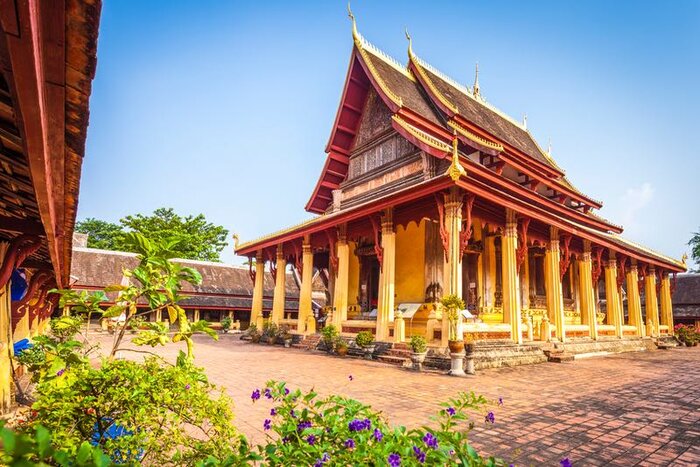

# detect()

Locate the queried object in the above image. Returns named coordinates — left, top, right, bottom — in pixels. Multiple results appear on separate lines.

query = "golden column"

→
left=270, top=244, right=287, bottom=324
left=376, top=208, right=396, bottom=342
left=644, top=268, right=660, bottom=337
left=332, top=225, right=350, bottom=327
left=0, top=244, right=13, bottom=413
left=604, top=253, right=623, bottom=338
left=626, top=261, right=644, bottom=337
left=442, top=187, right=463, bottom=298
left=544, top=227, right=566, bottom=342
left=578, top=241, right=598, bottom=340
left=296, top=236, right=314, bottom=334
left=502, top=209, right=522, bottom=344
left=659, top=273, right=674, bottom=331
left=250, top=251, right=265, bottom=329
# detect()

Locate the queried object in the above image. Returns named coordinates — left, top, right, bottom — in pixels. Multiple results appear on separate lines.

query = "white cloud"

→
left=619, top=182, right=654, bottom=229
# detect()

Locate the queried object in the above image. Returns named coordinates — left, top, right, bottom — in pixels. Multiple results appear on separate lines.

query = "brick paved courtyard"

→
left=104, top=334, right=699, bottom=466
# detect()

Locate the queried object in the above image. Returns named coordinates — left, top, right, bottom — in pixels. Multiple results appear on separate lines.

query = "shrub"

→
left=410, top=335, right=427, bottom=353
left=27, top=357, right=241, bottom=465
left=675, top=323, right=700, bottom=345
left=335, top=336, right=348, bottom=351
left=221, top=316, right=232, bottom=332
left=441, top=294, right=465, bottom=341
left=262, top=321, right=279, bottom=340
left=321, top=325, right=339, bottom=350
left=355, top=330, right=375, bottom=348
left=248, top=381, right=504, bottom=466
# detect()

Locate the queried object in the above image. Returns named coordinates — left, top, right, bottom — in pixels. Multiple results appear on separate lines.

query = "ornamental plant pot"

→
left=250, top=335, right=261, bottom=344
left=284, top=338, right=292, bottom=348
left=336, top=346, right=348, bottom=357
left=410, top=351, right=428, bottom=364
left=464, top=343, right=475, bottom=355
left=362, top=345, right=376, bottom=360
left=448, top=340, right=465, bottom=354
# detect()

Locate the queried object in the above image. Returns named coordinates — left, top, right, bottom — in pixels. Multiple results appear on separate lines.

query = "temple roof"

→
left=671, top=274, right=700, bottom=319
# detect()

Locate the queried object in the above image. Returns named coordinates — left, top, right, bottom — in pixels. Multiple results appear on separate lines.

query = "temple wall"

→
left=396, top=220, right=426, bottom=303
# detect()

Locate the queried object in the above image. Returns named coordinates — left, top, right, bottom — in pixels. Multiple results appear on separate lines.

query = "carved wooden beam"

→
left=267, top=251, right=277, bottom=283
left=459, top=194, right=476, bottom=257
left=292, top=241, right=303, bottom=276
left=559, top=234, right=573, bottom=279
left=638, top=263, right=648, bottom=293
left=0, top=235, right=42, bottom=289
left=616, top=256, right=627, bottom=291
left=369, top=216, right=383, bottom=271
left=324, top=230, right=338, bottom=276
left=0, top=215, right=45, bottom=235
left=591, top=247, right=604, bottom=286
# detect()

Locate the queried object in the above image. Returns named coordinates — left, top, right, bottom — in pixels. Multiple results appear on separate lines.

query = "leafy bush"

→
left=262, top=321, right=279, bottom=341
left=355, top=330, right=375, bottom=348
left=441, top=294, right=465, bottom=341
left=675, top=323, right=699, bottom=345
left=335, top=336, right=348, bottom=351
left=27, top=357, right=241, bottom=465
left=247, top=381, right=504, bottom=466
left=221, top=316, right=232, bottom=332
left=321, top=325, right=339, bottom=350
left=410, top=335, right=427, bottom=353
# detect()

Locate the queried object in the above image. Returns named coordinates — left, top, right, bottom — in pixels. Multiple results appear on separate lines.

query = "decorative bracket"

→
left=0, top=235, right=42, bottom=289
left=516, top=218, right=531, bottom=272
left=459, top=194, right=475, bottom=257
left=671, top=272, right=677, bottom=295
left=637, top=263, right=648, bottom=293
left=434, top=193, right=449, bottom=262
left=591, top=247, right=604, bottom=286
left=267, top=251, right=277, bottom=283
left=292, top=242, right=303, bottom=276
left=616, top=256, right=627, bottom=292
left=248, top=258, right=256, bottom=285
left=655, top=269, right=662, bottom=296
left=369, top=216, right=383, bottom=270
left=559, top=235, right=573, bottom=279
left=324, top=230, right=338, bottom=276
left=12, top=270, right=51, bottom=331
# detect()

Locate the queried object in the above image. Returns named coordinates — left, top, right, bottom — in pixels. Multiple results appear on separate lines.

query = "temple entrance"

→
left=359, top=254, right=380, bottom=314
left=462, top=253, right=480, bottom=313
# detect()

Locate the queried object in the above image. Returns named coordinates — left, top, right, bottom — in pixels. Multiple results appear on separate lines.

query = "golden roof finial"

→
left=405, top=28, right=414, bottom=59
left=447, top=130, right=467, bottom=181
left=473, top=62, right=481, bottom=99
left=681, top=253, right=688, bottom=266
left=523, top=113, right=528, bottom=130
left=547, top=138, right=552, bottom=155
left=347, top=2, right=359, bottom=42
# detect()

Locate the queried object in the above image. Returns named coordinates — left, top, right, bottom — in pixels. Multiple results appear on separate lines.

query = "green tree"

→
left=75, top=218, right=124, bottom=250
left=689, top=229, right=700, bottom=271
left=120, top=208, right=228, bottom=262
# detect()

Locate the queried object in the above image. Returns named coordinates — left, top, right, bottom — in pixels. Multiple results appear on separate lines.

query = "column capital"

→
left=443, top=186, right=463, bottom=212
left=583, top=239, right=592, bottom=254
left=381, top=208, right=394, bottom=234
left=606, top=258, right=617, bottom=270
left=276, top=244, right=285, bottom=260
left=504, top=209, right=517, bottom=237
left=256, top=250, right=264, bottom=262
left=548, top=226, right=560, bottom=251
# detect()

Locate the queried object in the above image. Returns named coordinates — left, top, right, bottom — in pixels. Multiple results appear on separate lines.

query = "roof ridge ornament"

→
left=405, top=28, right=413, bottom=59
left=347, top=2, right=359, bottom=43
left=547, top=138, right=552, bottom=156
left=473, top=62, right=481, bottom=100
left=447, top=131, right=467, bottom=181
left=523, top=113, right=527, bottom=130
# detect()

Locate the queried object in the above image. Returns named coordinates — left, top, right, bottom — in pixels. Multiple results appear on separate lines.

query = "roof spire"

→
left=547, top=138, right=552, bottom=155
left=523, top=113, right=528, bottom=130
left=347, top=2, right=359, bottom=43
left=405, top=28, right=414, bottom=59
left=473, top=62, right=481, bottom=99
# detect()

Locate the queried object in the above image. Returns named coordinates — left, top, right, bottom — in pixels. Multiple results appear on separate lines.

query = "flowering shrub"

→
left=674, top=323, right=699, bottom=346
left=355, top=330, right=375, bottom=348
left=244, top=380, right=505, bottom=466
left=321, top=325, right=339, bottom=351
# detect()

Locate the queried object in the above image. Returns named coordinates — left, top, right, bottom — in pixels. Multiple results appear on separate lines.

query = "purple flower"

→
left=388, top=453, right=401, bottom=467
left=314, top=453, right=330, bottom=467
left=263, top=419, right=271, bottom=430
left=251, top=389, right=261, bottom=401
left=344, top=438, right=355, bottom=449
left=290, top=409, right=296, bottom=418
left=560, top=459, right=572, bottom=467
left=446, top=407, right=456, bottom=416
left=264, top=388, right=272, bottom=399
left=423, top=432, right=438, bottom=449
left=270, top=408, right=277, bottom=416
left=297, top=420, right=312, bottom=432
left=307, top=434, right=317, bottom=445
left=281, top=436, right=290, bottom=444
left=56, top=368, right=65, bottom=377
left=348, top=375, right=353, bottom=381
left=185, top=384, right=191, bottom=390
left=373, top=428, right=383, bottom=442
left=498, top=397, right=503, bottom=406
left=348, top=418, right=372, bottom=432
left=284, top=387, right=290, bottom=395
left=485, top=411, right=495, bottom=424
left=413, top=446, right=426, bottom=464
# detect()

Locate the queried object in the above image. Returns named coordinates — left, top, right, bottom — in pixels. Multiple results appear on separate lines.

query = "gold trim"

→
left=391, top=115, right=450, bottom=152
left=447, top=134, right=467, bottom=181
left=408, top=41, right=459, bottom=114
left=448, top=120, right=504, bottom=152
left=236, top=216, right=325, bottom=251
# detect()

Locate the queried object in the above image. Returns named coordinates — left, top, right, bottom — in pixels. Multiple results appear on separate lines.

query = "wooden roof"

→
left=0, top=0, right=101, bottom=287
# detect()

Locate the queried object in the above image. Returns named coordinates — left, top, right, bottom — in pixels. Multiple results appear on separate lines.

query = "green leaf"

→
left=102, top=305, right=125, bottom=318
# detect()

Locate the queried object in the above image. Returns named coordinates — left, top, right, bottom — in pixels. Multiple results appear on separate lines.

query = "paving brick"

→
left=91, top=334, right=700, bottom=466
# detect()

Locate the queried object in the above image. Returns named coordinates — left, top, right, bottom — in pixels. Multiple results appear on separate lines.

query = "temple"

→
left=235, top=16, right=686, bottom=353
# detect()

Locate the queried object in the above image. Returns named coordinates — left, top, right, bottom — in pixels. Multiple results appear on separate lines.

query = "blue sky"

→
left=80, top=1, right=699, bottom=266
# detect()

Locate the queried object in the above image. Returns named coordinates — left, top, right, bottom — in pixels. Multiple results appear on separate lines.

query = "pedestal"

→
left=448, top=352, right=466, bottom=377
left=465, top=354, right=475, bottom=375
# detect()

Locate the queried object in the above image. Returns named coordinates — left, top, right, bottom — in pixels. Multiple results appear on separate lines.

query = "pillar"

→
left=193, top=309, right=200, bottom=322
left=578, top=241, right=597, bottom=339
left=155, top=308, right=162, bottom=322
left=250, top=251, right=265, bottom=329
left=604, top=253, right=623, bottom=338
left=502, top=209, right=522, bottom=344
left=484, top=235, right=496, bottom=308
left=297, top=236, right=314, bottom=334
left=544, top=227, right=566, bottom=342
left=270, top=245, right=287, bottom=325
left=376, top=208, right=395, bottom=342
left=0, top=244, right=13, bottom=413
left=659, top=273, right=673, bottom=331
left=626, top=262, right=644, bottom=337
left=332, top=225, right=349, bottom=327
left=644, top=268, right=660, bottom=337
left=393, top=311, right=405, bottom=343
left=441, top=188, right=463, bottom=346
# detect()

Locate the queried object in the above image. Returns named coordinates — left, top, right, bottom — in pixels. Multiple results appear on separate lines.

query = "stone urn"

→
left=410, top=351, right=428, bottom=371
left=448, top=340, right=465, bottom=354
left=284, top=337, right=293, bottom=348
left=448, top=351, right=466, bottom=377
left=464, top=343, right=475, bottom=375
left=336, top=345, right=348, bottom=357
left=362, top=345, right=376, bottom=360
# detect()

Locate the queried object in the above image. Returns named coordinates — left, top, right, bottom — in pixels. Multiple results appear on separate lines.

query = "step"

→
left=548, top=352, right=575, bottom=363
left=377, top=355, right=410, bottom=366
